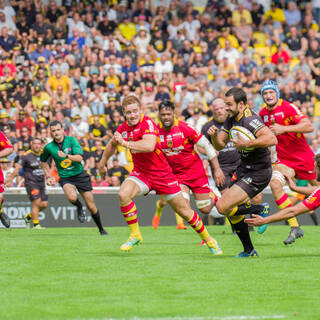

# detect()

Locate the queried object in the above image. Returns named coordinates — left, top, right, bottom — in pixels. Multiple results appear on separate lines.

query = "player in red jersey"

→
left=152, top=100, right=225, bottom=230
left=246, top=154, right=320, bottom=228
left=98, top=95, right=222, bottom=254
left=259, top=80, right=317, bottom=244
left=0, top=130, right=13, bottom=228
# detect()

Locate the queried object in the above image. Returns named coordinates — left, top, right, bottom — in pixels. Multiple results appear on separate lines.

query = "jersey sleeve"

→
left=141, top=117, right=158, bottom=136
left=0, top=131, right=13, bottom=150
left=284, top=103, right=306, bottom=125
left=245, top=114, right=266, bottom=136
left=40, top=145, right=51, bottom=162
left=181, top=122, right=202, bottom=144
left=71, top=137, right=83, bottom=155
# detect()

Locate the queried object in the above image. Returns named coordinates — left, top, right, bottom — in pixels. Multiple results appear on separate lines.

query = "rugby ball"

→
left=230, top=126, right=255, bottom=151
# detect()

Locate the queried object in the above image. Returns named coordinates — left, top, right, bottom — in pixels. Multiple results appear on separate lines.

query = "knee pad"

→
left=272, top=170, right=286, bottom=186
left=195, top=199, right=212, bottom=209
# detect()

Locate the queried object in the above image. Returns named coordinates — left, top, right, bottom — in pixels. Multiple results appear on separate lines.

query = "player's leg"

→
left=251, top=192, right=270, bottom=235
left=216, top=184, right=257, bottom=256
left=30, top=198, right=42, bottom=229
left=0, top=192, right=9, bottom=228
left=80, top=190, right=107, bottom=235
left=175, top=185, right=189, bottom=229
left=152, top=196, right=167, bottom=229
left=62, top=183, right=86, bottom=223
left=167, top=193, right=222, bottom=255
left=270, top=164, right=303, bottom=244
left=118, top=177, right=146, bottom=251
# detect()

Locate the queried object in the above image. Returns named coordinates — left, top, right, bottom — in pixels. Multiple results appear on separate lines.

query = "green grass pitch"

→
left=0, top=225, right=319, bottom=320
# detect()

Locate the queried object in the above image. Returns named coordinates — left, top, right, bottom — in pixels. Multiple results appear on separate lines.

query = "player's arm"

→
left=285, top=174, right=319, bottom=196
left=0, top=132, right=13, bottom=158
left=114, top=131, right=157, bottom=153
left=207, top=125, right=229, bottom=151
left=57, top=137, right=83, bottom=162
left=40, top=161, right=56, bottom=186
left=238, top=126, right=277, bottom=149
left=98, top=136, right=117, bottom=177
left=245, top=202, right=311, bottom=226
left=196, top=136, right=225, bottom=186
left=270, top=115, right=314, bottom=135
left=5, top=163, right=22, bottom=186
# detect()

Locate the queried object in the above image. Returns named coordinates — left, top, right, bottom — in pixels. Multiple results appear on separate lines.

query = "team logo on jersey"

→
left=61, top=158, right=72, bottom=168
left=122, top=131, right=127, bottom=139
left=167, top=139, right=173, bottom=148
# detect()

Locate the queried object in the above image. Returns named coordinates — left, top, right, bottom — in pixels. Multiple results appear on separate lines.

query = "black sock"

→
left=233, top=219, right=254, bottom=253
left=91, top=210, right=104, bottom=232
left=71, top=198, right=82, bottom=210
left=232, top=204, right=264, bottom=216
left=310, top=212, right=318, bottom=225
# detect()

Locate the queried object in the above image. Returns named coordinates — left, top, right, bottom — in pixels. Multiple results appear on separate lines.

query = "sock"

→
left=71, top=198, right=82, bottom=210
left=230, top=215, right=254, bottom=253
left=175, top=213, right=184, bottom=225
left=155, top=200, right=164, bottom=217
left=91, top=210, right=104, bottom=232
left=33, top=219, right=39, bottom=226
left=229, top=204, right=264, bottom=216
left=27, top=213, right=32, bottom=220
left=276, top=194, right=299, bottom=227
left=187, top=211, right=210, bottom=241
left=120, top=201, right=141, bottom=238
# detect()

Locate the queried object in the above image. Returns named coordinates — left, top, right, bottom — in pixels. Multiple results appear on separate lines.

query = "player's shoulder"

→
left=259, top=104, right=268, bottom=115
left=23, top=150, right=32, bottom=156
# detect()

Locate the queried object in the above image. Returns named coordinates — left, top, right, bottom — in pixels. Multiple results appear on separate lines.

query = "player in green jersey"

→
left=40, top=120, right=107, bottom=235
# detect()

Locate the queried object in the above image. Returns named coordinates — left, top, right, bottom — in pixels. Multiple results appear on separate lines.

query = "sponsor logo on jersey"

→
left=60, top=158, right=72, bottom=168
left=308, top=196, right=317, bottom=204
left=249, top=119, right=263, bottom=130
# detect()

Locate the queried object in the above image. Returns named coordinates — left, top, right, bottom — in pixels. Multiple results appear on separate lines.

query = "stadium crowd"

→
left=0, top=0, right=319, bottom=189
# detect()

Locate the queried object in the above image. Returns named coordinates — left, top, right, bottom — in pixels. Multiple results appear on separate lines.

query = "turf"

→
left=0, top=225, right=319, bottom=320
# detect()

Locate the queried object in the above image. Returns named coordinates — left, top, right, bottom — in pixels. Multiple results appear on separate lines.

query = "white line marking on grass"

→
left=78, top=315, right=287, bottom=320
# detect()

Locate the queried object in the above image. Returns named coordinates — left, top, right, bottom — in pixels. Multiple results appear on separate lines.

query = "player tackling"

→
left=98, top=95, right=222, bottom=254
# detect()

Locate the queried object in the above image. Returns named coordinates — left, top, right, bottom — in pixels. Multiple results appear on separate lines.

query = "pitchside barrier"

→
left=1, top=187, right=319, bottom=228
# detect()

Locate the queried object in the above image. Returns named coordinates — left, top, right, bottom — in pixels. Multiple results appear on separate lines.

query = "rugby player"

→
left=208, top=87, right=277, bottom=257
left=246, top=154, right=320, bottom=227
left=98, top=95, right=222, bottom=254
left=0, top=130, right=13, bottom=228
left=5, top=138, right=47, bottom=229
left=260, top=80, right=316, bottom=244
left=40, top=121, right=108, bottom=235
left=152, top=100, right=225, bottom=230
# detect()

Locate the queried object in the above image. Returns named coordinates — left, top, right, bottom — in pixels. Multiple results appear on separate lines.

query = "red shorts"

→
left=175, top=166, right=211, bottom=194
left=277, top=159, right=316, bottom=180
left=128, top=170, right=181, bottom=195
left=302, top=187, right=320, bottom=211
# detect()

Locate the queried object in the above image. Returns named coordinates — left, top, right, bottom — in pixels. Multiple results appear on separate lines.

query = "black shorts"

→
left=59, top=171, right=93, bottom=192
left=233, top=166, right=272, bottom=199
left=25, top=183, right=48, bottom=202
left=218, top=163, right=239, bottom=191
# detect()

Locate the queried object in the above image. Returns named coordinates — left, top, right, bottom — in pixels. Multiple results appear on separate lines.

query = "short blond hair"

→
left=122, top=95, right=141, bottom=111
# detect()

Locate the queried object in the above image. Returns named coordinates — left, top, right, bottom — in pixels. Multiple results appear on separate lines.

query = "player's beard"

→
left=215, top=114, right=227, bottom=123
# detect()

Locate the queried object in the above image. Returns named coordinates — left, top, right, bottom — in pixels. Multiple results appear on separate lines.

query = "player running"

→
left=0, top=130, right=13, bottom=228
left=259, top=80, right=316, bottom=244
left=98, top=95, right=222, bottom=254
left=246, top=154, right=320, bottom=227
left=5, top=138, right=47, bottom=229
left=152, top=100, right=225, bottom=230
left=40, top=121, right=108, bottom=235
left=208, top=87, right=277, bottom=257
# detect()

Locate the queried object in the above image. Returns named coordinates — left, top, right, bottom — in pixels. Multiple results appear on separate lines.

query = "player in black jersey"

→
left=208, top=87, right=277, bottom=257
left=6, top=138, right=47, bottom=229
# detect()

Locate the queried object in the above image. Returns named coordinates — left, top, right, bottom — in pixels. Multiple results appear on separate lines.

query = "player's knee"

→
left=199, top=206, right=211, bottom=214
left=215, top=201, right=228, bottom=215
left=118, top=189, right=130, bottom=204
left=40, top=201, right=48, bottom=209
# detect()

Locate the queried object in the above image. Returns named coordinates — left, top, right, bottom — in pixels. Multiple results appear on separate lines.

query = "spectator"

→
left=108, top=158, right=129, bottom=184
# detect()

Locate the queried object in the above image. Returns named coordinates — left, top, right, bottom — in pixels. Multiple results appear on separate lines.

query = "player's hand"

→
left=213, top=167, right=225, bottom=187
left=46, top=177, right=56, bottom=186
left=113, top=132, right=124, bottom=145
left=284, top=173, right=296, bottom=190
left=244, top=214, right=265, bottom=226
left=98, top=163, right=107, bottom=177
left=207, top=125, right=219, bottom=137
left=231, top=133, right=249, bottom=150
left=57, top=150, right=67, bottom=158
left=270, top=123, right=285, bottom=136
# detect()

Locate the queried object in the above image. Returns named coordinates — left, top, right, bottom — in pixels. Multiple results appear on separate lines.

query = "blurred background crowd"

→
left=0, top=0, right=319, bottom=188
